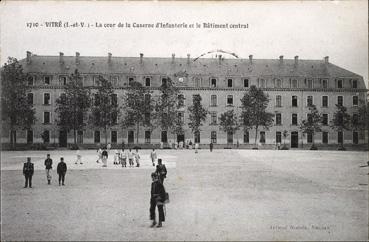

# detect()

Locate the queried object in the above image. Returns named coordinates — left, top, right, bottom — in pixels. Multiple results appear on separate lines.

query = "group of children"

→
left=96, top=147, right=143, bottom=168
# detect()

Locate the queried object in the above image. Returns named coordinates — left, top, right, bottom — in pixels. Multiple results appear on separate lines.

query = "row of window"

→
left=27, top=75, right=360, bottom=89
left=22, top=130, right=361, bottom=145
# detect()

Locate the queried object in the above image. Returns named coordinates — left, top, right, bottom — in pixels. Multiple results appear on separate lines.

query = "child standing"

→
left=128, top=149, right=134, bottom=167
left=96, top=148, right=102, bottom=163
left=120, top=149, right=127, bottom=167
left=75, top=149, right=83, bottom=164
left=135, top=149, right=141, bottom=167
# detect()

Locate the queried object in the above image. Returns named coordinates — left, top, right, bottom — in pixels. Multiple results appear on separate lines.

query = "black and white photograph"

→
left=0, top=1, right=368, bottom=241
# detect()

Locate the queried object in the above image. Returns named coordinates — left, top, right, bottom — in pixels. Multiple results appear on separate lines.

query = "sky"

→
left=0, top=1, right=368, bottom=86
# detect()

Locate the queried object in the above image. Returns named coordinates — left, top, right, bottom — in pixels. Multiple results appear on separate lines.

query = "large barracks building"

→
left=2, top=51, right=367, bottom=149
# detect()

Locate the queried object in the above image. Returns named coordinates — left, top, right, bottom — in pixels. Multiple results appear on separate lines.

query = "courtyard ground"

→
left=1, top=149, right=368, bottom=241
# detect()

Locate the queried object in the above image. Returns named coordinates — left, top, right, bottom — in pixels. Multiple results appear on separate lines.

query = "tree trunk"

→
left=254, top=126, right=258, bottom=148
left=136, top=122, right=139, bottom=144
left=104, top=126, right=108, bottom=145
left=73, top=129, right=77, bottom=145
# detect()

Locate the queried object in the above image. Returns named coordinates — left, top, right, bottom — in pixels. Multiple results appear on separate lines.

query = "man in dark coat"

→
left=44, top=154, right=53, bottom=184
left=23, top=157, right=34, bottom=188
left=57, top=157, right=67, bottom=186
left=156, top=159, right=167, bottom=184
left=150, top=172, right=166, bottom=228
left=209, top=142, right=213, bottom=152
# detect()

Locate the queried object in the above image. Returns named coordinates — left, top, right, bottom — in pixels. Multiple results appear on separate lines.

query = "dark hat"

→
left=158, top=158, right=162, bottom=163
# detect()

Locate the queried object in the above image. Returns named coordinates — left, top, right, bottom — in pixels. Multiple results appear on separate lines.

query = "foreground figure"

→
left=150, top=172, right=166, bottom=228
left=44, top=154, right=53, bottom=184
left=23, top=157, right=34, bottom=188
left=57, top=157, right=67, bottom=186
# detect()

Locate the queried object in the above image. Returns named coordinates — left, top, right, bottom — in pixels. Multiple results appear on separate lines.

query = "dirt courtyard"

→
left=1, top=149, right=368, bottom=241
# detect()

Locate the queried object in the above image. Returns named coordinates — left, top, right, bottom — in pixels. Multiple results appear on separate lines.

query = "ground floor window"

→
left=77, top=130, right=83, bottom=144
left=42, top=130, right=50, bottom=143
left=94, top=131, right=100, bottom=143
left=322, top=132, right=328, bottom=144
left=276, top=131, right=281, bottom=144
left=111, top=130, right=117, bottom=144
left=161, top=131, right=168, bottom=143
left=307, top=133, right=313, bottom=143
left=338, top=131, right=343, bottom=144
left=244, top=131, right=249, bottom=144
left=27, top=130, right=33, bottom=144
left=194, top=131, right=200, bottom=143
left=128, top=130, right=134, bottom=144
left=260, top=131, right=265, bottom=143
left=211, top=131, right=217, bottom=144
left=353, top=131, right=358, bottom=144
left=145, top=130, right=151, bottom=144
left=227, top=131, right=233, bottom=144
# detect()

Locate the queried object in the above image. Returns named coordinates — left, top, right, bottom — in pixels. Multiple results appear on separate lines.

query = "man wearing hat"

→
left=156, top=159, right=167, bottom=184
left=57, top=157, right=67, bottom=186
left=23, top=157, right=34, bottom=188
left=150, top=172, right=166, bottom=228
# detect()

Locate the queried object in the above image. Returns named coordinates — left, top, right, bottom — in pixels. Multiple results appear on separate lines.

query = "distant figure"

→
left=96, top=147, right=102, bottom=163
left=160, top=142, right=164, bottom=149
left=150, top=172, right=166, bottom=228
left=128, top=149, right=134, bottom=167
left=150, top=149, right=157, bottom=167
left=57, top=157, right=67, bottom=186
left=156, top=159, right=167, bottom=184
left=113, top=149, right=119, bottom=165
left=107, top=143, right=111, bottom=151
left=23, top=157, right=34, bottom=188
left=121, top=141, right=125, bottom=150
left=75, top=149, right=83, bottom=164
left=189, top=140, right=193, bottom=149
left=195, top=143, right=199, bottom=153
left=135, top=149, right=141, bottom=167
left=120, top=149, right=127, bottom=167
left=209, top=142, right=213, bottom=152
left=102, top=149, right=108, bottom=167
left=44, top=154, right=53, bottom=185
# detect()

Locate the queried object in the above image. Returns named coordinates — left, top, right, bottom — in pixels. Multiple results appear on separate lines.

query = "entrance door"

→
left=59, top=130, right=67, bottom=147
left=291, top=131, right=298, bottom=148
left=177, top=134, right=184, bottom=143
left=128, top=131, right=134, bottom=144
left=161, top=131, right=168, bottom=143
left=227, top=131, right=233, bottom=144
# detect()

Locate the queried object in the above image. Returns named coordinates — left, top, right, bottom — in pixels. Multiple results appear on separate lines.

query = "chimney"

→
left=294, top=56, right=299, bottom=66
left=108, top=53, right=112, bottom=64
left=75, top=52, right=80, bottom=65
left=140, top=53, right=143, bottom=64
left=249, top=55, right=253, bottom=64
left=59, top=52, right=64, bottom=64
left=172, top=53, right=175, bottom=64
left=26, top=51, right=32, bottom=64
left=187, top=54, right=190, bottom=65
left=218, top=54, right=222, bottom=65
left=279, top=55, right=284, bottom=65
left=324, top=56, right=329, bottom=64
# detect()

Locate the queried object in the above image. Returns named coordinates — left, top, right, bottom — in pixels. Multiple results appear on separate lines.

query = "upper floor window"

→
left=352, top=113, right=358, bottom=126
left=227, top=78, right=233, bottom=88
left=337, top=96, right=343, bottom=106
left=292, top=114, right=298, bottom=125
left=94, top=94, right=100, bottom=106
left=210, top=95, right=217, bottom=107
left=59, top=76, right=67, bottom=85
left=276, top=95, right=282, bottom=107
left=322, top=114, right=328, bottom=125
left=145, top=77, right=151, bottom=87
left=44, top=76, right=51, bottom=85
left=337, top=79, right=343, bottom=88
left=307, top=96, right=313, bottom=106
left=111, top=94, right=118, bottom=106
left=307, top=79, right=313, bottom=88
left=178, top=94, right=185, bottom=107
left=226, top=95, right=233, bottom=106
left=243, top=78, right=249, bottom=88
left=322, top=96, right=328, bottom=107
left=27, top=76, right=34, bottom=86
left=93, top=76, right=100, bottom=86
left=129, top=77, right=135, bottom=86
left=144, top=94, right=151, bottom=105
left=322, top=79, right=328, bottom=88
left=43, top=93, right=50, bottom=105
left=211, top=78, right=217, bottom=88
left=259, top=79, right=266, bottom=88
left=353, top=96, right=358, bottom=106
left=211, top=131, right=217, bottom=144
left=144, top=113, right=150, bottom=126
left=161, top=77, right=167, bottom=86
left=27, top=93, right=33, bottom=105
left=275, top=79, right=282, bottom=88
left=177, top=112, right=185, bottom=123
left=352, top=79, right=357, bottom=88
left=210, top=112, right=217, bottom=125
left=292, top=96, right=298, bottom=107
left=292, top=79, right=298, bottom=88
left=43, top=112, right=50, bottom=124
left=110, top=76, right=119, bottom=86
left=275, top=113, right=282, bottom=125
left=111, top=112, right=118, bottom=125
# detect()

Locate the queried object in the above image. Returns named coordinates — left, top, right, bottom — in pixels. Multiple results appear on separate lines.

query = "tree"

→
left=330, top=104, right=351, bottom=149
left=1, top=57, right=36, bottom=149
left=219, top=110, right=240, bottom=144
left=90, top=76, right=120, bottom=145
left=155, top=78, right=184, bottom=138
left=121, top=81, right=154, bottom=144
left=55, top=69, right=91, bottom=145
left=187, top=94, right=208, bottom=142
left=240, top=85, right=274, bottom=147
left=299, top=104, right=322, bottom=149
left=352, top=101, right=369, bottom=132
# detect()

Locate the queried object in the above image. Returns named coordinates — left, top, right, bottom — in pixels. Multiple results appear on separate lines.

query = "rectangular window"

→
left=226, top=95, right=233, bottom=106
left=177, top=112, right=184, bottom=123
left=27, top=93, right=33, bottom=105
left=211, top=78, right=217, bottom=88
left=111, top=94, right=118, bottom=106
left=259, top=79, right=266, bottom=88
left=307, top=96, right=313, bottom=106
left=322, top=132, right=328, bottom=144
left=144, top=113, right=150, bottom=126
left=307, top=133, right=313, bottom=143
left=276, top=131, right=281, bottom=143
left=352, top=113, right=358, bottom=126
left=211, top=131, right=217, bottom=144
left=77, top=130, right=83, bottom=144
left=322, top=79, right=328, bottom=88
left=353, top=96, right=358, bottom=106
left=44, top=93, right=50, bottom=105
left=244, top=131, right=249, bottom=144
left=145, top=130, right=151, bottom=144
left=43, top=112, right=50, bottom=124
left=110, top=76, right=119, bottom=86
left=129, top=77, right=135, bottom=86
left=337, top=96, right=343, bottom=106
left=352, top=80, right=357, bottom=88
left=194, top=131, right=200, bottom=143
left=276, top=95, right=282, bottom=107
left=292, top=79, right=298, bottom=88
left=210, top=95, right=217, bottom=107
left=42, top=130, right=50, bottom=143
left=353, top=131, right=358, bottom=144
left=260, top=131, right=265, bottom=143
left=44, top=76, right=51, bottom=85
left=322, top=114, right=328, bottom=126
left=161, top=78, right=167, bottom=86
left=178, top=94, right=185, bottom=107
left=210, top=112, right=217, bottom=125
left=307, top=79, right=313, bottom=88
left=27, top=130, right=33, bottom=144
left=292, top=114, right=298, bottom=125
left=307, top=114, right=312, bottom=123
left=94, top=94, right=100, bottom=106
left=292, top=96, right=298, bottom=107
left=322, top=96, right=328, bottom=107
left=145, top=77, right=151, bottom=87
left=111, top=131, right=117, bottom=144
left=28, top=76, right=34, bottom=86
left=94, top=131, right=100, bottom=143
left=243, top=79, right=249, bottom=88
left=338, top=131, right=343, bottom=144
left=111, top=112, right=118, bottom=125
left=60, top=76, right=67, bottom=85
left=337, top=79, right=343, bottom=88
left=227, top=78, right=233, bottom=88
left=276, top=113, right=282, bottom=125
left=161, top=131, right=168, bottom=143
left=275, top=79, right=282, bottom=88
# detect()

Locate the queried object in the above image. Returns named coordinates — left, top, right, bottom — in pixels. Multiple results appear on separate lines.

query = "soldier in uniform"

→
left=44, top=154, right=53, bottom=184
left=57, top=157, right=67, bottom=186
left=156, top=159, right=167, bottom=184
left=149, top=172, right=166, bottom=228
left=23, top=157, right=34, bottom=188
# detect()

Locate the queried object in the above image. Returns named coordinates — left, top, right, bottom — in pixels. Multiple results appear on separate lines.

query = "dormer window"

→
left=322, top=79, right=328, bottom=88
left=44, top=76, right=51, bottom=85
left=128, top=77, right=135, bottom=86
left=307, top=79, right=313, bottom=88
left=291, top=79, right=298, bottom=88
left=243, top=78, right=249, bottom=88
left=59, top=76, right=67, bottom=86
left=352, top=79, right=357, bottom=88
left=161, top=77, right=167, bottom=86
left=145, top=77, right=151, bottom=87
left=337, top=79, right=343, bottom=88
left=275, top=79, right=282, bottom=88
left=227, top=78, right=233, bottom=88
left=27, top=76, right=34, bottom=86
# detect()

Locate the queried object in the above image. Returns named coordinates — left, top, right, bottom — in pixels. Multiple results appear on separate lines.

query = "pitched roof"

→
left=19, top=55, right=363, bottom=79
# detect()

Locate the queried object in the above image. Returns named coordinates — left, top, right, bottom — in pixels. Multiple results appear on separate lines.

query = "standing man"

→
left=128, top=149, right=134, bottom=168
left=23, top=157, right=34, bottom=188
left=75, top=149, right=83, bottom=165
left=57, top=157, right=67, bottom=186
left=150, top=148, right=157, bottom=167
left=209, top=142, right=213, bottom=152
left=102, top=148, right=108, bottom=167
left=156, top=159, right=167, bottom=184
left=150, top=172, right=166, bottom=228
left=44, top=154, right=53, bottom=185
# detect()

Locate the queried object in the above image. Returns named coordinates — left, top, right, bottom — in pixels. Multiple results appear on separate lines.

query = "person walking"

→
left=156, top=159, right=167, bottom=184
left=23, top=157, right=34, bottom=188
left=44, top=154, right=53, bottom=185
left=57, top=157, right=67, bottom=186
left=150, top=148, right=157, bottom=167
left=96, top=147, right=102, bottom=163
left=135, top=149, right=141, bottom=167
left=75, top=149, right=83, bottom=164
left=102, top=148, right=108, bottom=167
left=149, top=172, right=166, bottom=228
left=209, top=142, right=213, bottom=152
left=113, top=149, right=119, bottom=165
left=128, top=149, right=134, bottom=167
